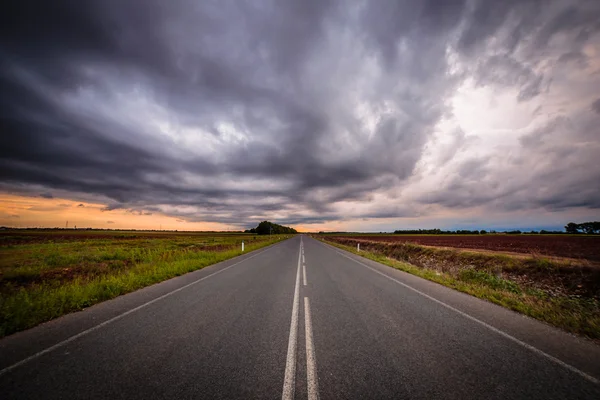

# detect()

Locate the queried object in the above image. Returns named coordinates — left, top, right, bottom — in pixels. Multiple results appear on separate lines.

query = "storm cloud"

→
left=1, top=0, right=599, bottom=228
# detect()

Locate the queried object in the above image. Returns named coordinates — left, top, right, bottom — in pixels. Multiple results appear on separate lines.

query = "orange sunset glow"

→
left=0, top=194, right=232, bottom=231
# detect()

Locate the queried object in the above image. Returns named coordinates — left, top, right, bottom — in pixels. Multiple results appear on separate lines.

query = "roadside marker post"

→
left=242, top=241, right=244, bottom=252
left=357, top=243, right=360, bottom=252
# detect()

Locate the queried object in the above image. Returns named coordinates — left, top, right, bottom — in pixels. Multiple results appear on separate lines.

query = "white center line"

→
left=282, top=240, right=302, bottom=400
left=303, top=262, right=307, bottom=286
left=304, top=297, right=320, bottom=400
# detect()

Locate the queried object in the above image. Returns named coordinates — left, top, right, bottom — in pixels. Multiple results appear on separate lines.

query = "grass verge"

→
left=0, top=235, right=289, bottom=338
left=318, top=237, right=600, bottom=341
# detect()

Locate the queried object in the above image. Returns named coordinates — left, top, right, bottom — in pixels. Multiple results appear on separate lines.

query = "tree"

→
left=565, top=222, right=580, bottom=233
left=580, top=222, right=593, bottom=234
left=252, top=221, right=297, bottom=235
left=580, top=221, right=600, bottom=234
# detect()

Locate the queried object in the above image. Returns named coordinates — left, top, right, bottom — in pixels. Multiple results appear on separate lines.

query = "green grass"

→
left=319, top=238, right=600, bottom=340
left=0, top=233, right=290, bottom=337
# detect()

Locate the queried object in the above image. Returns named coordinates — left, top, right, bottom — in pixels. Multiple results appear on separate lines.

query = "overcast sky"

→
left=1, top=0, right=599, bottom=231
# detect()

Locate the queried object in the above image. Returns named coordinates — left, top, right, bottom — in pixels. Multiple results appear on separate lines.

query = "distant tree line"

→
left=392, top=229, right=570, bottom=235
left=245, top=221, right=297, bottom=235
left=565, top=222, right=600, bottom=234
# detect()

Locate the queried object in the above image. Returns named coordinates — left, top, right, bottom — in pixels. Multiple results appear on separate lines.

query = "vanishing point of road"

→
left=1, top=236, right=599, bottom=399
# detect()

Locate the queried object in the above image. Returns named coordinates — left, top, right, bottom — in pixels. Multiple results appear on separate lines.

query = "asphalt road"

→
left=1, top=235, right=599, bottom=399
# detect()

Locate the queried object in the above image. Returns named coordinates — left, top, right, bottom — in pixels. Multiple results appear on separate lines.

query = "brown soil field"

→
left=326, top=235, right=600, bottom=262
left=0, top=230, right=251, bottom=246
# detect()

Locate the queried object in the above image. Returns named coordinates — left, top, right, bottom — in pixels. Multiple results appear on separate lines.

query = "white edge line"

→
left=0, top=242, right=282, bottom=377
left=304, top=297, right=320, bottom=400
left=329, top=246, right=599, bottom=385
left=282, top=241, right=302, bottom=399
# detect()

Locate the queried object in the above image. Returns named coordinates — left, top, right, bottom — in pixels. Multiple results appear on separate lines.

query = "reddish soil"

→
left=325, top=236, right=600, bottom=300
left=329, top=235, right=600, bottom=262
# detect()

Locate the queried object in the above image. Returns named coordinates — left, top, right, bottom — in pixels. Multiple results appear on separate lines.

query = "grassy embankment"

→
left=318, top=236, right=600, bottom=340
left=0, top=231, right=289, bottom=337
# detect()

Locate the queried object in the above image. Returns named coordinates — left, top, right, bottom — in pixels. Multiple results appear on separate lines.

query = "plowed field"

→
left=326, top=235, right=600, bottom=262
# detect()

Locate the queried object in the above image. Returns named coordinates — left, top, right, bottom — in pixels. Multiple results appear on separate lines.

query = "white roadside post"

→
left=357, top=243, right=360, bottom=252
left=242, top=241, right=245, bottom=252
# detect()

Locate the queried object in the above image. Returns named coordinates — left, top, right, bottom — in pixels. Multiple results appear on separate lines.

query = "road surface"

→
left=1, top=235, right=599, bottom=399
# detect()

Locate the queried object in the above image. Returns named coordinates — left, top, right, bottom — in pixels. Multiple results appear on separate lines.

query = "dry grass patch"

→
left=0, top=231, right=290, bottom=337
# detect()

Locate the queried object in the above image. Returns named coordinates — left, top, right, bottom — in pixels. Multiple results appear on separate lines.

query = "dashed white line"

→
left=304, top=297, right=320, bottom=400
left=282, top=241, right=302, bottom=399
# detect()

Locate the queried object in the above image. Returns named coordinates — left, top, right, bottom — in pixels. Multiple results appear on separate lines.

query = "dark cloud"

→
left=533, top=4, right=600, bottom=48
left=519, top=117, right=567, bottom=148
left=1, top=0, right=599, bottom=227
left=557, top=51, right=588, bottom=67
left=593, top=99, right=600, bottom=115
left=39, top=193, right=53, bottom=199
left=106, top=221, right=115, bottom=224
left=458, top=0, right=524, bottom=54
left=474, top=54, right=544, bottom=102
